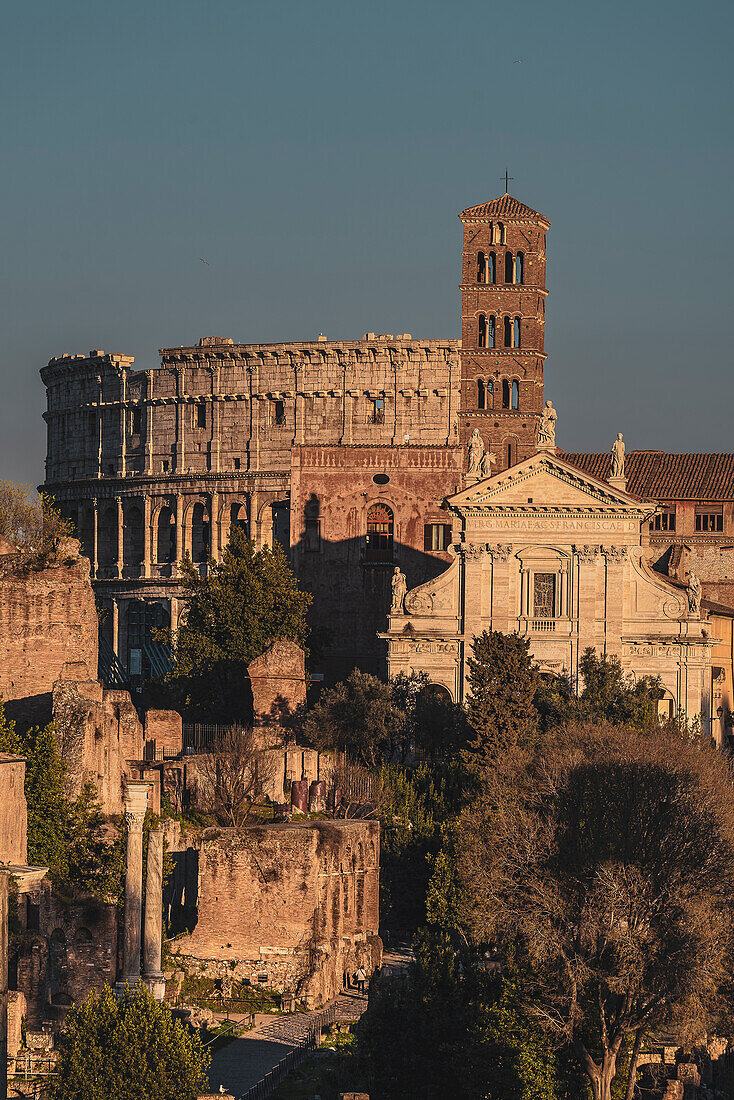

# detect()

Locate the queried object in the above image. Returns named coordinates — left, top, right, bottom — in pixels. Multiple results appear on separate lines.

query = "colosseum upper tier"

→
left=41, top=334, right=461, bottom=679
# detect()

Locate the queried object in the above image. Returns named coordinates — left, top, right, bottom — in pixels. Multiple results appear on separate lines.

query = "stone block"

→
left=7, top=991, right=26, bottom=1058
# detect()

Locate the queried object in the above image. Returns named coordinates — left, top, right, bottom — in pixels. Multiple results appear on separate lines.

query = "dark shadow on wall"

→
left=292, top=494, right=454, bottom=688
left=165, top=848, right=199, bottom=936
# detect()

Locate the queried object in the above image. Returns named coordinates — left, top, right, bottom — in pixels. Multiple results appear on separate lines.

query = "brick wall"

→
left=0, top=755, right=27, bottom=863
left=0, top=540, right=99, bottom=726
left=166, top=819, right=380, bottom=1007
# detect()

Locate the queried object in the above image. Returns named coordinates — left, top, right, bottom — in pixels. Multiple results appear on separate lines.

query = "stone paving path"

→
left=208, top=948, right=414, bottom=1098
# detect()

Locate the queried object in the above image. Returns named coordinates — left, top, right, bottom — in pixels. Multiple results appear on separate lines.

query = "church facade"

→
left=39, top=191, right=733, bottom=726
left=382, top=451, right=712, bottom=730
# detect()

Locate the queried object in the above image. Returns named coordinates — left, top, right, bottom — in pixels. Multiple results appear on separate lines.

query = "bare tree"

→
left=0, top=480, right=74, bottom=552
left=198, top=726, right=278, bottom=827
left=456, top=721, right=734, bottom=1100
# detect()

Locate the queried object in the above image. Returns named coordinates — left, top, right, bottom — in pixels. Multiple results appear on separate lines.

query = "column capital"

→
left=123, top=781, right=150, bottom=825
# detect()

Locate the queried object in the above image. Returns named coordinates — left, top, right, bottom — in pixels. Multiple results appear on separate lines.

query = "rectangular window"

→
left=162, top=459, right=169, bottom=472
left=272, top=399, right=286, bottom=426
left=424, top=524, right=452, bottom=552
left=369, top=398, right=385, bottom=425
left=233, top=457, right=241, bottom=470
left=196, top=404, right=206, bottom=429
left=650, top=509, right=676, bottom=532
left=695, top=509, right=723, bottom=533
left=533, top=572, right=556, bottom=619
left=131, top=407, right=142, bottom=435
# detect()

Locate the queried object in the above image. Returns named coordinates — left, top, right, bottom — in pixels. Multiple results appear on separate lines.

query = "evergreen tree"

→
left=465, top=631, right=540, bottom=763
left=170, top=526, right=311, bottom=720
left=51, top=984, right=209, bottom=1100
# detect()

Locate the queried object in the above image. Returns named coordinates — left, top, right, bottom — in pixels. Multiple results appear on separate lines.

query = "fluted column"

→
left=118, top=782, right=150, bottom=988
left=143, top=828, right=165, bottom=1001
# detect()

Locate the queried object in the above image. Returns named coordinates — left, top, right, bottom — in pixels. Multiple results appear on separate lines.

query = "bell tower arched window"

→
left=515, top=251, right=524, bottom=284
left=502, top=379, right=510, bottom=408
left=366, top=504, right=394, bottom=563
left=505, top=251, right=514, bottom=283
left=477, top=313, right=487, bottom=348
left=487, top=314, right=495, bottom=348
left=511, top=380, right=519, bottom=409
left=477, top=252, right=486, bottom=283
left=504, top=317, right=512, bottom=347
left=498, top=223, right=506, bottom=245
left=488, top=252, right=496, bottom=284
left=513, top=317, right=521, bottom=348
left=478, top=380, right=485, bottom=409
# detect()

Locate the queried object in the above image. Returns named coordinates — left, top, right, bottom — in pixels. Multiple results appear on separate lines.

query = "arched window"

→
left=477, top=252, right=486, bottom=283
left=504, top=316, right=512, bottom=347
left=515, top=251, right=524, bottom=284
left=191, top=502, right=210, bottom=563
left=502, top=379, right=511, bottom=409
left=486, top=379, right=494, bottom=403
left=488, top=252, right=496, bottom=284
left=122, top=502, right=144, bottom=575
left=477, top=313, right=487, bottom=348
left=498, top=222, right=505, bottom=244
left=229, top=503, right=248, bottom=538
left=99, top=505, right=118, bottom=567
left=513, top=317, right=521, bottom=348
left=507, top=440, right=516, bottom=467
left=487, top=314, right=496, bottom=348
left=505, top=251, right=514, bottom=283
left=156, top=506, right=175, bottom=564
left=511, top=380, right=519, bottom=409
left=477, top=380, right=486, bottom=409
left=365, top=504, right=394, bottom=563
left=488, top=222, right=494, bottom=243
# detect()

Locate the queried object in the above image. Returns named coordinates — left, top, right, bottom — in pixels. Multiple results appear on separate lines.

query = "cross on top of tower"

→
left=499, top=170, right=514, bottom=193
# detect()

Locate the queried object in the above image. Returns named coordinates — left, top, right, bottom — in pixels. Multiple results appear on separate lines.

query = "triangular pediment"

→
left=448, top=453, right=654, bottom=514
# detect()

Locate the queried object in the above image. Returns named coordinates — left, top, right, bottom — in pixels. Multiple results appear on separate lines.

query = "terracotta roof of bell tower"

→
left=460, top=193, right=550, bottom=224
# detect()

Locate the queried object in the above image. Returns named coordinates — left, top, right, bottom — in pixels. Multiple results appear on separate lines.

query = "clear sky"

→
left=1, top=0, right=732, bottom=486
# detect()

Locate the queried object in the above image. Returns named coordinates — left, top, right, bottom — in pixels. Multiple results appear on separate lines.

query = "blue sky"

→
left=1, top=0, right=732, bottom=484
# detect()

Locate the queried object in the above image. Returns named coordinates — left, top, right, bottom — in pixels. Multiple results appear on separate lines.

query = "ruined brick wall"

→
left=247, top=640, right=306, bottom=724
left=291, top=445, right=462, bottom=680
left=53, top=672, right=144, bottom=813
left=144, top=709, right=182, bottom=757
left=0, top=755, right=27, bottom=864
left=0, top=540, right=99, bottom=725
left=14, top=886, right=118, bottom=1029
left=166, top=819, right=380, bottom=1007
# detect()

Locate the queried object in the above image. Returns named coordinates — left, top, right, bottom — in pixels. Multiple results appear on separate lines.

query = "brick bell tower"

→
left=458, top=191, right=550, bottom=473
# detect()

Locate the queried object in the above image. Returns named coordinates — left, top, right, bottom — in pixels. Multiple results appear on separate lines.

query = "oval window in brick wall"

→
left=373, top=474, right=390, bottom=485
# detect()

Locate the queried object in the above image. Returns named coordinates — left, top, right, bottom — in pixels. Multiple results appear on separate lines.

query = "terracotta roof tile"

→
left=460, top=193, right=549, bottom=223
left=563, top=451, right=734, bottom=500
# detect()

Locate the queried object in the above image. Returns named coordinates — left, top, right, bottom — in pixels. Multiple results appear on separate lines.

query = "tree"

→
left=170, top=526, right=311, bottom=720
left=456, top=721, right=734, bottom=1100
left=465, top=631, right=540, bottom=764
left=0, top=480, right=74, bottom=552
left=51, top=983, right=209, bottom=1100
left=303, top=669, right=404, bottom=766
left=197, top=725, right=278, bottom=826
left=578, top=648, right=663, bottom=729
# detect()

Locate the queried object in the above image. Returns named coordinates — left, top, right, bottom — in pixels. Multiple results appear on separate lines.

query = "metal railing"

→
left=237, top=1001, right=340, bottom=1100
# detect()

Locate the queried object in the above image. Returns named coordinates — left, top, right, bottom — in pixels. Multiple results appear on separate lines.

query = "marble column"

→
left=0, top=870, right=8, bottom=1100
left=142, top=827, right=165, bottom=1001
left=118, top=782, right=150, bottom=988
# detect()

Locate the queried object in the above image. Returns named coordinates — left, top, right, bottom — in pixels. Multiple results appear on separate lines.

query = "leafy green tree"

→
left=0, top=480, right=74, bottom=552
left=465, top=631, right=540, bottom=764
left=578, top=648, right=663, bottom=729
left=51, top=983, right=209, bottom=1100
left=303, top=669, right=404, bottom=766
left=170, top=526, right=311, bottom=720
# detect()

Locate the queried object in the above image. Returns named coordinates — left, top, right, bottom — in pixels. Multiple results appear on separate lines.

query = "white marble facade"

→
left=383, top=453, right=713, bottom=730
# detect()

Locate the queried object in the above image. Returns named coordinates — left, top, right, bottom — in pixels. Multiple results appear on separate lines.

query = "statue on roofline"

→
left=537, top=400, right=557, bottom=447
left=467, top=429, right=484, bottom=475
left=391, top=566, right=407, bottom=613
left=611, top=432, right=626, bottom=479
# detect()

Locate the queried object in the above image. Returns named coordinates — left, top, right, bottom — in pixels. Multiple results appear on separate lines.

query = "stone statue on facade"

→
left=391, top=566, right=407, bottom=613
left=480, top=450, right=497, bottom=478
left=611, top=432, right=626, bottom=479
left=687, top=569, right=701, bottom=615
left=537, top=400, right=557, bottom=448
left=467, top=429, right=484, bottom=475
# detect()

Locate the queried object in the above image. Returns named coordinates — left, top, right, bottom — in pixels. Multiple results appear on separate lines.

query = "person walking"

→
left=354, top=966, right=367, bottom=994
